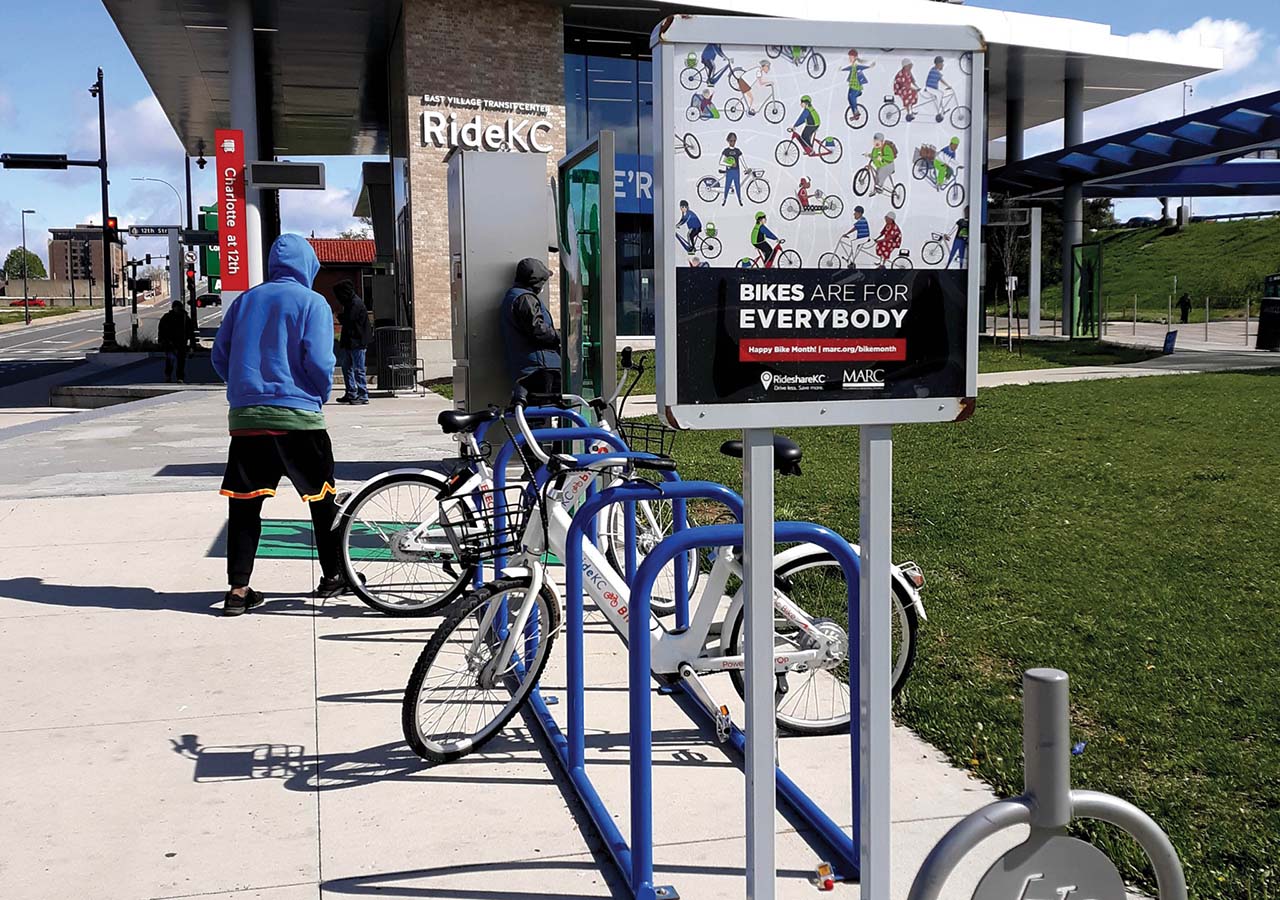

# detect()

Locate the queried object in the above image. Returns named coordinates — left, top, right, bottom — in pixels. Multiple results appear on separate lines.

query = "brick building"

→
left=48, top=225, right=126, bottom=288
left=307, top=237, right=377, bottom=310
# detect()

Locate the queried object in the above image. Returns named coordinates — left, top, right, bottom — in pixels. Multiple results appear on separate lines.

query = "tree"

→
left=2, top=247, right=47, bottom=280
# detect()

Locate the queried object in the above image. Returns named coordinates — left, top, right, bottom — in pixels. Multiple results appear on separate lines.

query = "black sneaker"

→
left=223, top=588, right=265, bottom=617
left=336, top=395, right=355, bottom=404
left=314, top=574, right=352, bottom=598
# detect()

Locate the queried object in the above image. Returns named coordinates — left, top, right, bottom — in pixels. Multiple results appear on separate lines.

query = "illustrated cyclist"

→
left=842, top=205, right=873, bottom=258
left=797, top=176, right=814, bottom=210
left=701, top=43, right=727, bottom=83
left=793, top=95, right=820, bottom=151
left=868, top=132, right=897, bottom=190
left=841, top=49, right=875, bottom=118
left=947, top=206, right=969, bottom=269
left=676, top=200, right=703, bottom=253
left=875, top=211, right=902, bottom=266
left=720, top=132, right=744, bottom=206
left=695, top=87, right=720, bottom=120
left=935, top=136, right=960, bottom=186
left=750, top=211, right=784, bottom=268
left=743, top=59, right=773, bottom=116
left=893, top=58, right=920, bottom=122
left=923, top=56, right=952, bottom=121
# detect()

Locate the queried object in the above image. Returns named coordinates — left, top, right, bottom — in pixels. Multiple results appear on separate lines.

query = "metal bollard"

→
left=1205, top=297, right=1210, bottom=342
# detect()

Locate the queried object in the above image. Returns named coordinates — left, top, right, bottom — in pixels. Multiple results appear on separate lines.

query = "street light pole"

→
left=131, top=176, right=183, bottom=227
left=20, top=208, right=35, bottom=326
left=92, top=68, right=117, bottom=349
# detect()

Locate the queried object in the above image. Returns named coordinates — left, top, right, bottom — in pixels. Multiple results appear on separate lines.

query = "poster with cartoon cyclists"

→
left=655, top=19, right=984, bottom=425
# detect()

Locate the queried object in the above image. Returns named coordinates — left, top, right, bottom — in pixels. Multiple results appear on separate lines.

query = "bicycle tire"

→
left=853, top=167, right=872, bottom=197
left=913, top=158, right=931, bottom=181
left=891, top=254, right=913, bottom=270
left=820, top=137, right=843, bottom=165
left=700, top=235, right=722, bottom=260
left=339, top=471, right=475, bottom=616
left=723, top=550, right=919, bottom=734
left=724, top=98, right=744, bottom=121
left=775, top=140, right=799, bottom=167
left=402, top=577, right=560, bottom=764
left=807, top=52, right=826, bottom=79
left=846, top=103, right=868, bottom=130
left=823, top=195, right=844, bottom=219
left=765, top=45, right=782, bottom=59
left=879, top=102, right=901, bottom=128
left=922, top=241, right=945, bottom=267
left=682, top=133, right=701, bottom=159
left=685, top=106, right=700, bottom=123
left=779, top=197, right=801, bottom=221
left=763, top=99, right=785, bottom=124
left=746, top=177, right=770, bottom=204
left=680, top=66, right=703, bottom=91
left=891, top=183, right=906, bottom=210
left=818, top=252, right=842, bottom=269
left=697, top=177, right=720, bottom=204
left=951, top=106, right=971, bottom=130
left=776, top=249, right=802, bottom=268
left=947, top=182, right=966, bottom=208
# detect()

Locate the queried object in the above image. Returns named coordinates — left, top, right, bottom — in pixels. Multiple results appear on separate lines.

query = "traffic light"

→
left=105, top=216, right=119, bottom=241
left=145, top=254, right=151, bottom=266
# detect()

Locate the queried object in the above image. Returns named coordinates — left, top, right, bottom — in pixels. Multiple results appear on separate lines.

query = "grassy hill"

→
left=1037, top=216, right=1280, bottom=323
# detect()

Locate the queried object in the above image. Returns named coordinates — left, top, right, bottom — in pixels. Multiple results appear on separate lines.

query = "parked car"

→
left=8, top=298, right=47, bottom=307
left=1125, top=216, right=1157, bottom=227
left=195, top=293, right=222, bottom=308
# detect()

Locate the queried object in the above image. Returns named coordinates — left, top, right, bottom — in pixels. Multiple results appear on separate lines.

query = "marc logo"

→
left=842, top=368, right=886, bottom=390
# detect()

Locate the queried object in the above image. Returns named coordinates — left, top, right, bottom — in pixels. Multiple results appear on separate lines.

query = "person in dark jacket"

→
left=158, top=300, right=189, bottom=383
left=1177, top=293, right=1192, bottom=325
left=335, top=280, right=370, bottom=404
left=501, top=258, right=562, bottom=397
left=211, top=234, right=349, bottom=616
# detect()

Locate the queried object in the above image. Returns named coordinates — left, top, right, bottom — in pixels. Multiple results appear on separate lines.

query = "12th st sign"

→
left=128, top=225, right=174, bottom=237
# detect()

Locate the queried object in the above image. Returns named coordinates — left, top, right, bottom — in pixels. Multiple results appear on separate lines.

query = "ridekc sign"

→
left=215, top=128, right=249, bottom=292
left=653, top=18, right=985, bottom=428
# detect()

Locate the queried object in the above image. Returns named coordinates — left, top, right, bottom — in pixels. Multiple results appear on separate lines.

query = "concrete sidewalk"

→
left=0, top=389, right=1139, bottom=899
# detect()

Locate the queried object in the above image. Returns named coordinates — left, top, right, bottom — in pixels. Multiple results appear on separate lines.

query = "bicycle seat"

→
left=718, top=435, right=803, bottom=476
left=438, top=408, right=499, bottom=435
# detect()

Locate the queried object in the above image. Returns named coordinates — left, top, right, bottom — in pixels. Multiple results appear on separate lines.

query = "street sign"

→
left=185, top=250, right=197, bottom=265
left=246, top=160, right=326, bottom=190
left=215, top=128, right=250, bottom=291
left=128, top=225, right=175, bottom=237
left=656, top=22, right=983, bottom=429
left=179, top=229, right=219, bottom=246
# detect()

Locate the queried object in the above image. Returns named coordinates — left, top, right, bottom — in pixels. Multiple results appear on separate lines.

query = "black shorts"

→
left=220, top=431, right=336, bottom=503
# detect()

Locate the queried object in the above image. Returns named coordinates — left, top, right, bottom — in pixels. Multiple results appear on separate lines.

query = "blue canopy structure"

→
left=990, top=90, right=1280, bottom=198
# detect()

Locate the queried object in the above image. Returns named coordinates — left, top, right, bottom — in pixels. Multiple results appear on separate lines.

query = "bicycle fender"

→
left=331, top=467, right=449, bottom=529
left=772, top=542, right=928, bottom=622
left=497, top=566, right=565, bottom=609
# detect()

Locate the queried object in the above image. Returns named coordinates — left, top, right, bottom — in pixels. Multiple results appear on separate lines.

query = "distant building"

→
left=48, top=225, right=126, bottom=288
left=307, top=237, right=376, bottom=311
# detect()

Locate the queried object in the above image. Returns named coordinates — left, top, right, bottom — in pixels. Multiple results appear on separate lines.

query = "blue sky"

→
left=1, top=0, right=1277, bottom=264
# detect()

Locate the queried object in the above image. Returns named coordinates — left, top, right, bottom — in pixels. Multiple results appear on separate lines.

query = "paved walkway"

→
left=0, top=386, right=1164, bottom=899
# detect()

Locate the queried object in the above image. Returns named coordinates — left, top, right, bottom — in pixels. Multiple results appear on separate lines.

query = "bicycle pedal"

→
left=715, top=704, right=732, bottom=743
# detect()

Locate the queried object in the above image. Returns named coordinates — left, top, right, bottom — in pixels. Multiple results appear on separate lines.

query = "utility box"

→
left=1257, top=273, right=1280, bottom=351
left=447, top=150, right=551, bottom=411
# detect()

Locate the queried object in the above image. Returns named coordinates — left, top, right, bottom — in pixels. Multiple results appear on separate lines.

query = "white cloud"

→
left=279, top=187, right=363, bottom=237
left=0, top=88, right=13, bottom=127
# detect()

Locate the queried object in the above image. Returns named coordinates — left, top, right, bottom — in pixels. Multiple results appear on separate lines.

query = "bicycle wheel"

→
left=746, top=176, right=770, bottom=204
left=604, top=496, right=701, bottom=618
left=766, top=45, right=782, bottom=59
left=776, top=249, right=801, bottom=268
left=763, top=99, right=785, bottom=124
left=818, top=252, right=842, bottom=269
left=737, top=258, right=757, bottom=268
left=775, top=140, right=799, bottom=167
left=853, top=167, right=872, bottom=197
left=913, top=158, right=931, bottom=181
left=724, top=98, right=745, bottom=121
left=959, top=51, right=973, bottom=75
left=892, top=253, right=913, bottom=270
left=700, top=235, right=722, bottom=260
left=697, top=177, right=720, bottom=204
left=819, top=137, right=843, bottom=165
left=951, top=106, right=971, bottom=130
left=807, top=52, right=826, bottom=79
left=779, top=197, right=801, bottom=221
left=724, top=550, right=919, bottom=734
left=682, top=133, right=701, bottom=159
left=947, top=181, right=966, bottom=208
left=823, top=195, right=844, bottom=219
left=845, top=103, right=867, bottom=129
left=402, top=577, right=560, bottom=764
left=879, top=102, right=901, bottom=128
left=340, top=472, right=475, bottom=616
left=922, top=240, right=945, bottom=266
left=680, top=66, right=703, bottom=91
left=685, top=106, right=700, bottom=123
left=891, top=183, right=906, bottom=209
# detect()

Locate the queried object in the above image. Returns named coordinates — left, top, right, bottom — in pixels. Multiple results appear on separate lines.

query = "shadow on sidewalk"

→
left=155, top=459, right=455, bottom=482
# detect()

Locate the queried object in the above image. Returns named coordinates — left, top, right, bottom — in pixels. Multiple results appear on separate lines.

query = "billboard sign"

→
left=214, top=129, right=249, bottom=292
left=654, top=18, right=984, bottom=428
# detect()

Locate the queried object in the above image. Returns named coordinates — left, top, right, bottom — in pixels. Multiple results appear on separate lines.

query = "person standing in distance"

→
left=335, top=279, right=371, bottom=405
left=501, top=257, right=562, bottom=397
left=158, top=300, right=190, bottom=384
left=211, top=233, right=350, bottom=616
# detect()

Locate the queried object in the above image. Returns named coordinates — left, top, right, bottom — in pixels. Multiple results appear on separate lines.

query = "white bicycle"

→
left=334, top=351, right=698, bottom=616
left=401, top=396, right=927, bottom=764
left=819, top=233, right=913, bottom=270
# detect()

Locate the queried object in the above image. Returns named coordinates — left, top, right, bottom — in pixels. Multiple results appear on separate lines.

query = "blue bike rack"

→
left=525, top=477, right=864, bottom=899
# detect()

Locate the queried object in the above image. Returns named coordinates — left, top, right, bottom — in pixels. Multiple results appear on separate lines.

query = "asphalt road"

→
left=0, top=301, right=225, bottom=363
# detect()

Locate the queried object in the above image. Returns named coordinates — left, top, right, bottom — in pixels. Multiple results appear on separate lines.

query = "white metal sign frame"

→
left=654, top=17, right=985, bottom=430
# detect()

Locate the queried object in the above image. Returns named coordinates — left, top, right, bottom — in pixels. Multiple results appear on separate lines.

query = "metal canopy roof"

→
left=1076, top=160, right=1280, bottom=198
left=101, top=0, right=1220, bottom=157
left=989, top=90, right=1280, bottom=198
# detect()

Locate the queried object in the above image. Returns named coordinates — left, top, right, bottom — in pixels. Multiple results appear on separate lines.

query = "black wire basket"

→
left=439, top=483, right=536, bottom=563
left=618, top=420, right=678, bottom=458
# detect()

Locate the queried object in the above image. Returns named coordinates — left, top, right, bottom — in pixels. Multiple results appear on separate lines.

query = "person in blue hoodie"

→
left=211, top=234, right=347, bottom=615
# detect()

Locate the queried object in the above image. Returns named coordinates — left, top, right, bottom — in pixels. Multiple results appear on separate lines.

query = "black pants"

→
left=164, top=349, right=187, bottom=382
left=227, top=495, right=340, bottom=588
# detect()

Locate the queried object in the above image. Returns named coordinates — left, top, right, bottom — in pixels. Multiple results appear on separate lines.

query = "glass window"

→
left=564, top=53, right=588, bottom=151
left=586, top=56, right=639, bottom=154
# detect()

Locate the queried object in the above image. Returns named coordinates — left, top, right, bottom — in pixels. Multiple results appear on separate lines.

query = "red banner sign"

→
left=738, top=339, right=907, bottom=363
left=214, top=129, right=249, bottom=292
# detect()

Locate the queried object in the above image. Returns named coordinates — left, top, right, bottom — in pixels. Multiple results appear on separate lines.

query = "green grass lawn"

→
left=0, top=306, right=85, bottom=327
left=663, top=371, right=1280, bottom=898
